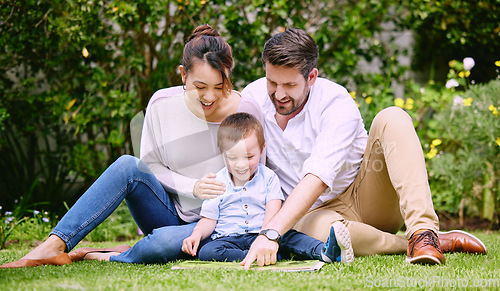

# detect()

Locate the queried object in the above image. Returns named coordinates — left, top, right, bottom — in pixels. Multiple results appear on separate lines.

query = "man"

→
left=239, top=28, right=486, bottom=269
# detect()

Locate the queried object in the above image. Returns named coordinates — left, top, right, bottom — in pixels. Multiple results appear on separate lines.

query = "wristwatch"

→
left=259, top=229, right=281, bottom=243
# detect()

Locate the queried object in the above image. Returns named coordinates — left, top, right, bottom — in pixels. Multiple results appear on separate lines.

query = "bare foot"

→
left=22, top=235, right=66, bottom=260
left=84, top=252, right=120, bottom=261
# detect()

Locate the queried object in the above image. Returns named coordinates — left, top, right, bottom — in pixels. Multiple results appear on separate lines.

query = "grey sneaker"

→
left=321, top=221, right=354, bottom=263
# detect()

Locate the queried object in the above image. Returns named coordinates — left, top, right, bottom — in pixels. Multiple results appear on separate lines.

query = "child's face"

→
left=223, top=132, right=262, bottom=187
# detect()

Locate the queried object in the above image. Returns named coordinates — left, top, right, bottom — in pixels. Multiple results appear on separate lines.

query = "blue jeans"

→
left=198, top=230, right=324, bottom=262
left=50, top=155, right=199, bottom=264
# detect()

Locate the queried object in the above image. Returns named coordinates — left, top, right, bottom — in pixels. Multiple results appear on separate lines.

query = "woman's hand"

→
left=193, top=173, right=226, bottom=200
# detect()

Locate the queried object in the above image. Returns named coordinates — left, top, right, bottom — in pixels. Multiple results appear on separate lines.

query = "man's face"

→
left=265, top=63, right=311, bottom=116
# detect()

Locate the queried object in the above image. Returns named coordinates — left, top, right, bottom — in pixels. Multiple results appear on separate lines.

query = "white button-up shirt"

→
left=241, top=77, right=368, bottom=210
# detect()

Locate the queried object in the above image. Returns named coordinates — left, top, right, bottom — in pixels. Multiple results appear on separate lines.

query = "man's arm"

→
left=241, top=174, right=326, bottom=269
left=264, top=174, right=326, bottom=233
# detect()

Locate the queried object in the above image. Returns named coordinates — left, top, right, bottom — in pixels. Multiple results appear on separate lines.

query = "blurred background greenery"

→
left=0, top=0, right=498, bottom=245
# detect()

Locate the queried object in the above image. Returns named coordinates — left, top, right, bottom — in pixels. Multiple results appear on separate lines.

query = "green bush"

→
left=414, top=58, right=500, bottom=223
left=85, top=202, right=141, bottom=242
left=1, top=202, right=139, bottom=248
left=398, top=0, right=500, bottom=83
left=1, top=0, right=498, bottom=226
left=8, top=209, right=57, bottom=244
left=0, top=0, right=404, bottom=215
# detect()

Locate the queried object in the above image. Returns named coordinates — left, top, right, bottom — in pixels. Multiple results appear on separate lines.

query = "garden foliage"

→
left=398, top=0, right=500, bottom=83
left=0, top=0, right=499, bottom=226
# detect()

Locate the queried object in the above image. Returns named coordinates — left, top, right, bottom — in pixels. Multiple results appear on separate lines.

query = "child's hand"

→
left=182, top=235, right=201, bottom=256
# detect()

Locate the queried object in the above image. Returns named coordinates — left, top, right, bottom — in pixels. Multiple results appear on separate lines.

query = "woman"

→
left=1, top=24, right=260, bottom=267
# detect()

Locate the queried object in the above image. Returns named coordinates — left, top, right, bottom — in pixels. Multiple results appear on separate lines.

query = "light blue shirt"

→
left=201, top=164, right=284, bottom=239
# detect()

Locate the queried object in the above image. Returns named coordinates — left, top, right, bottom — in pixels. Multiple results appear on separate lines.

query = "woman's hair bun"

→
left=187, top=24, right=220, bottom=42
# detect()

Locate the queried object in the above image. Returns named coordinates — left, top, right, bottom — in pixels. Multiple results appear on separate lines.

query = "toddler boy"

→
left=182, top=113, right=354, bottom=264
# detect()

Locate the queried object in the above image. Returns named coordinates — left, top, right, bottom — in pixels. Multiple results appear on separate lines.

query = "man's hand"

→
left=193, top=173, right=226, bottom=200
left=240, top=235, right=279, bottom=269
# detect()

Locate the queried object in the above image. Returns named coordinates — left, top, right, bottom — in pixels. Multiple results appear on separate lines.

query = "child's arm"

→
left=182, top=217, right=217, bottom=256
left=262, top=199, right=282, bottom=229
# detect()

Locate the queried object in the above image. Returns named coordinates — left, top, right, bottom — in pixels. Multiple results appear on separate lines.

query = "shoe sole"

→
left=438, top=230, right=487, bottom=253
left=332, top=221, right=354, bottom=263
left=406, top=254, right=441, bottom=265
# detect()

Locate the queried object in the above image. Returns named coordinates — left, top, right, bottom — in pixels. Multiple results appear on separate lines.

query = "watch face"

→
left=263, top=229, right=280, bottom=240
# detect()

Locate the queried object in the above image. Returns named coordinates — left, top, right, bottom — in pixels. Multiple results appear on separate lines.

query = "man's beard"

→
left=271, top=87, right=310, bottom=116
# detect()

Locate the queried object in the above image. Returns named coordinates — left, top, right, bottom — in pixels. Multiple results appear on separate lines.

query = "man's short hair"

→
left=217, top=113, right=265, bottom=153
left=262, top=28, right=319, bottom=79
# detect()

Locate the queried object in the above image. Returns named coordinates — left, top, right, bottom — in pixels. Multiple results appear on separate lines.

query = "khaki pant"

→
left=294, top=107, right=439, bottom=256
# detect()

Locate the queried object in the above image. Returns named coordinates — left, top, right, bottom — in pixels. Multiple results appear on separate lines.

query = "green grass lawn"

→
left=1, top=231, right=498, bottom=290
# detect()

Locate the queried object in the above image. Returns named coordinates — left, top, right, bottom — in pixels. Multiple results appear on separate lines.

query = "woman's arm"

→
left=140, top=96, right=225, bottom=199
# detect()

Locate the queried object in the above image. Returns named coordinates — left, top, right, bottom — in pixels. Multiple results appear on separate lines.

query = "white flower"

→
left=4, top=217, right=14, bottom=224
left=463, top=57, right=475, bottom=71
left=5, top=211, right=12, bottom=216
left=34, top=210, right=40, bottom=215
left=0, top=206, right=2, bottom=210
left=42, top=217, right=50, bottom=223
left=453, top=95, right=464, bottom=106
left=446, top=79, right=459, bottom=89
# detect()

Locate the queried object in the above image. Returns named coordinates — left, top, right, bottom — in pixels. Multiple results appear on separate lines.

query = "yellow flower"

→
left=458, top=71, right=465, bottom=78
left=495, top=61, right=500, bottom=67
left=349, top=91, right=357, bottom=99
left=66, top=99, right=77, bottom=111
left=448, top=60, right=457, bottom=68
left=431, top=139, right=442, bottom=147
left=463, top=97, right=473, bottom=107
left=355, top=100, right=360, bottom=108
left=82, top=47, right=89, bottom=58
left=394, top=98, right=404, bottom=108
left=365, top=96, right=372, bottom=104
left=489, top=105, right=499, bottom=117
left=200, top=0, right=206, bottom=4
left=404, top=98, right=414, bottom=110
left=496, top=137, right=500, bottom=147
left=464, top=70, right=471, bottom=77
left=425, top=148, right=438, bottom=160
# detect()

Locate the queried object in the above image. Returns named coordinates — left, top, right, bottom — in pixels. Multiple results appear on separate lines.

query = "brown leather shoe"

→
left=68, top=245, right=131, bottom=262
left=0, top=253, right=72, bottom=268
left=407, top=229, right=445, bottom=265
left=439, top=230, right=487, bottom=254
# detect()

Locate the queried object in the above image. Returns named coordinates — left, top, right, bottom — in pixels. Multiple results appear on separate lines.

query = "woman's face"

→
left=181, top=61, right=228, bottom=121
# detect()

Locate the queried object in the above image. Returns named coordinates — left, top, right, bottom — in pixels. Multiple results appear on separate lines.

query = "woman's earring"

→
left=183, top=84, right=186, bottom=90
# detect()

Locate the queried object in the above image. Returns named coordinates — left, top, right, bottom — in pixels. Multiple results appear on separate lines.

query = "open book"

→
left=172, top=260, right=325, bottom=272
